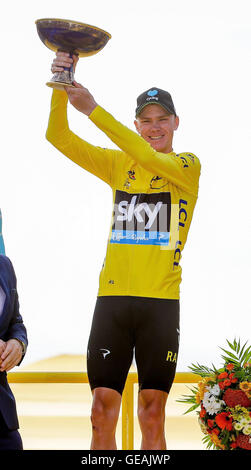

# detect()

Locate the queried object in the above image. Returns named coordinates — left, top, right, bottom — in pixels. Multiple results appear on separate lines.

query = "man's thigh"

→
left=87, top=296, right=134, bottom=395
left=133, top=297, right=180, bottom=394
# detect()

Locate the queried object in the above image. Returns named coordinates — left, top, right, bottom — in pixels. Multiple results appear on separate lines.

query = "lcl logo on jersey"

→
left=111, top=190, right=171, bottom=245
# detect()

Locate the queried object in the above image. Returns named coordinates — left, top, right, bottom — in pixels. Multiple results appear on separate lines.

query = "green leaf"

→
left=189, top=362, right=215, bottom=377
left=240, top=345, right=251, bottom=365
left=220, top=348, right=239, bottom=361
left=239, top=340, right=248, bottom=359
left=226, top=338, right=239, bottom=353
left=176, top=396, right=196, bottom=405
left=221, top=430, right=230, bottom=446
left=212, top=363, right=219, bottom=374
left=226, top=339, right=235, bottom=351
left=221, top=355, right=239, bottom=365
left=202, top=435, right=215, bottom=450
left=183, top=403, right=200, bottom=415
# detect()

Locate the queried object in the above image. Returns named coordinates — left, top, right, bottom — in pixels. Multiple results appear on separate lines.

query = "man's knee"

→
left=90, top=387, right=121, bottom=432
left=138, top=390, right=167, bottom=430
left=138, top=402, right=165, bottom=427
left=91, top=400, right=116, bottom=428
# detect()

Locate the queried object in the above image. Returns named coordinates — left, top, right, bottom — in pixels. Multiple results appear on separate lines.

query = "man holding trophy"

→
left=46, top=49, right=200, bottom=450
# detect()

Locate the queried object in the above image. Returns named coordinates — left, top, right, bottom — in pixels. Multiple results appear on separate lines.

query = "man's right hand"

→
left=0, top=339, right=23, bottom=372
left=51, top=51, right=79, bottom=74
left=51, top=52, right=98, bottom=116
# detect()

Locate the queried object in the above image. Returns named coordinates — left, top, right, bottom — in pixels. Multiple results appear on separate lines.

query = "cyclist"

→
left=46, top=52, right=201, bottom=450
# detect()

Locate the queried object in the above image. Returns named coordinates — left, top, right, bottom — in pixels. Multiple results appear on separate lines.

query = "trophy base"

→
left=46, top=69, right=75, bottom=90
left=46, top=81, right=75, bottom=90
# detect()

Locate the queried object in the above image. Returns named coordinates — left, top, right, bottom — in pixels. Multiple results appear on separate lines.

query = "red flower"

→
left=207, top=419, right=215, bottom=429
left=218, top=372, right=228, bottom=379
left=223, top=389, right=251, bottom=408
left=215, top=412, right=233, bottom=431
left=200, top=407, right=206, bottom=418
left=230, top=442, right=238, bottom=448
left=223, top=379, right=231, bottom=388
left=236, top=434, right=251, bottom=450
left=212, top=428, right=220, bottom=436
left=226, top=364, right=234, bottom=371
left=229, top=373, right=238, bottom=383
left=219, top=381, right=226, bottom=390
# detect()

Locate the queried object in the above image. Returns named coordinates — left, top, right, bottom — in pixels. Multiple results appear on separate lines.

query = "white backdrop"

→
left=1, top=0, right=250, bottom=370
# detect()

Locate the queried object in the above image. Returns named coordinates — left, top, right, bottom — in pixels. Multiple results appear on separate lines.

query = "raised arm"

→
left=46, top=53, right=117, bottom=187
left=63, top=75, right=200, bottom=196
left=89, top=106, right=201, bottom=196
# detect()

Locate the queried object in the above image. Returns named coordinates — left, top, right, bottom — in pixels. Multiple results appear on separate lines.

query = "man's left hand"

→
left=65, top=81, right=98, bottom=116
left=0, top=339, right=22, bottom=372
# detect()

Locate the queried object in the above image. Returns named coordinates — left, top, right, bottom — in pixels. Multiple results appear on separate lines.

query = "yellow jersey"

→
left=46, top=90, right=201, bottom=300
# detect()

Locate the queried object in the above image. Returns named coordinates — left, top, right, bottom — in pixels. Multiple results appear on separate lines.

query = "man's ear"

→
left=134, top=119, right=140, bottom=133
left=174, top=115, right=179, bottom=131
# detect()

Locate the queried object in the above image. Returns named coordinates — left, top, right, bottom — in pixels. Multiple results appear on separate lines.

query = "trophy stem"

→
left=46, top=52, right=75, bottom=90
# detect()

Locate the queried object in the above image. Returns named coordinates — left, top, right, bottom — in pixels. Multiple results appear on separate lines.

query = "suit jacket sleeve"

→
left=5, top=258, right=28, bottom=364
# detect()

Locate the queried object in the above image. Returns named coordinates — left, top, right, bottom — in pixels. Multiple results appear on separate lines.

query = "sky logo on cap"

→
left=147, top=89, right=158, bottom=97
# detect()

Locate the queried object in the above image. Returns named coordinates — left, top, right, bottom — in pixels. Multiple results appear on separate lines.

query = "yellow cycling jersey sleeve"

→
left=46, top=90, right=119, bottom=186
left=89, top=105, right=201, bottom=196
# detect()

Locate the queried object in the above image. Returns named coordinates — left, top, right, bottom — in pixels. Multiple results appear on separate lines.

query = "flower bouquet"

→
left=178, top=339, right=251, bottom=450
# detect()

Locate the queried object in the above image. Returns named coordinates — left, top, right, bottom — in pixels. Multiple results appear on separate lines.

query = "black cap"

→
left=135, top=87, right=176, bottom=117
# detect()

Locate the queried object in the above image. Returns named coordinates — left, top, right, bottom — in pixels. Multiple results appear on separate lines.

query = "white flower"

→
left=209, top=384, right=221, bottom=396
left=202, top=395, right=224, bottom=416
left=202, top=399, right=211, bottom=409
left=203, top=391, right=211, bottom=401
left=240, top=417, right=251, bottom=426
left=243, top=425, right=251, bottom=435
left=205, top=403, right=218, bottom=415
left=234, top=422, right=243, bottom=431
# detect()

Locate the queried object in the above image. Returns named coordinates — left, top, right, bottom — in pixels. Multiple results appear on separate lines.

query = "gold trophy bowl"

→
left=36, top=18, right=111, bottom=89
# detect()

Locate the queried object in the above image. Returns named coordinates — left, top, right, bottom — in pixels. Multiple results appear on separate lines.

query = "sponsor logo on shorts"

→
left=177, top=328, right=180, bottom=344
left=166, top=350, right=177, bottom=362
left=111, top=190, right=171, bottom=246
left=100, top=348, right=111, bottom=359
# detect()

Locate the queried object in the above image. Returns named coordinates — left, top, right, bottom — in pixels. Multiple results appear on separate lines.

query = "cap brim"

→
left=136, top=102, right=175, bottom=117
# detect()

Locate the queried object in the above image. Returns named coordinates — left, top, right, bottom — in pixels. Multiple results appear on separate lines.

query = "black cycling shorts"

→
left=87, top=295, right=180, bottom=395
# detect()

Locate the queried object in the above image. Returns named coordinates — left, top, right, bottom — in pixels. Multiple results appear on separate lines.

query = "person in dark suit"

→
left=0, top=209, right=5, bottom=256
left=0, top=254, right=28, bottom=450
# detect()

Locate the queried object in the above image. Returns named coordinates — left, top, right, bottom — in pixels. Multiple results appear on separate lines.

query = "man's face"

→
left=134, top=104, right=179, bottom=154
